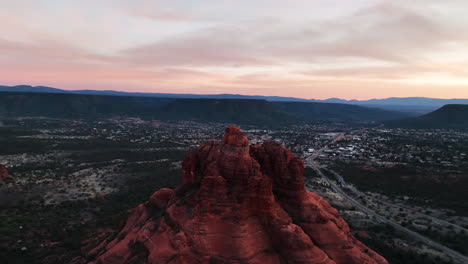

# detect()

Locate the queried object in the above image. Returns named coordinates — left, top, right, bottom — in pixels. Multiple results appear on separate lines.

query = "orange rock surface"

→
left=83, top=126, right=388, bottom=264
left=0, top=164, right=9, bottom=180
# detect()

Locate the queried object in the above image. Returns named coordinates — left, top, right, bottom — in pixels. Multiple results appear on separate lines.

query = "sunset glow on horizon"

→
left=2, top=0, right=468, bottom=100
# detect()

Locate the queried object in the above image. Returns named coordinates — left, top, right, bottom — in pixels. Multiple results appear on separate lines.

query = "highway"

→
left=325, top=168, right=468, bottom=233
left=304, top=132, right=345, bottom=161
left=304, top=133, right=468, bottom=264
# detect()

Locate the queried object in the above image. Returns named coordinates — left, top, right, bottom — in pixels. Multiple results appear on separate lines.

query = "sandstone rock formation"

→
left=0, top=164, right=9, bottom=180
left=83, top=126, right=388, bottom=264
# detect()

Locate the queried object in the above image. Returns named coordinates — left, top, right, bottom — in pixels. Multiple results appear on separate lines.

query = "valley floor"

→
left=1, top=118, right=467, bottom=264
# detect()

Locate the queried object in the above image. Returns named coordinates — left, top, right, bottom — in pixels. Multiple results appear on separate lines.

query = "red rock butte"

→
left=0, top=164, right=9, bottom=180
left=82, top=126, right=388, bottom=264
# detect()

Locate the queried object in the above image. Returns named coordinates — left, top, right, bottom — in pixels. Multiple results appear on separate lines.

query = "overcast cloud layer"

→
left=1, top=0, right=468, bottom=99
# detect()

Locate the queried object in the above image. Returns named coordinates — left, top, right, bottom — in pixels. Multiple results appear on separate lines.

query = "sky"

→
left=1, top=0, right=468, bottom=99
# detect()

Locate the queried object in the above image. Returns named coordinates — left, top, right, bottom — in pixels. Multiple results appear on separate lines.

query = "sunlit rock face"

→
left=0, top=164, right=9, bottom=180
left=82, top=126, right=388, bottom=264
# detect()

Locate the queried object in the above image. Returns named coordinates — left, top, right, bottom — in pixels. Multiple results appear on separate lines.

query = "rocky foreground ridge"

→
left=79, top=126, right=388, bottom=264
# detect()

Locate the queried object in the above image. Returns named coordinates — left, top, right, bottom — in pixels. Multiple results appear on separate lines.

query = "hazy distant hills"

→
left=324, top=97, right=468, bottom=106
left=0, top=85, right=66, bottom=94
left=2, top=85, right=468, bottom=114
left=0, top=85, right=310, bottom=102
left=0, top=92, right=409, bottom=125
left=326, top=97, right=468, bottom=115
left=386, top=104, right=468, bottom=129
left=274, top=102, right=408, bottom=122
left=0, top=92, right=173, bottom=119
left=156, top=99, right=295, bottom=125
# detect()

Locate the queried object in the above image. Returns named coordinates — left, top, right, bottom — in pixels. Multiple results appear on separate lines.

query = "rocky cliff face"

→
left=81, top=126, right=388, bottom=264
left=0, top=165, right=9, bottom=180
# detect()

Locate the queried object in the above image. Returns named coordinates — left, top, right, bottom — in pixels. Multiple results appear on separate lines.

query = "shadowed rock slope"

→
left=79, top=126, right=388, bottom=264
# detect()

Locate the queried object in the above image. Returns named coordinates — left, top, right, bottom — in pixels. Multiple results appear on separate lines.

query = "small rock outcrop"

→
left=82, top=126, right=388, bottom=264
left=0, top=164, right=9, bottom=180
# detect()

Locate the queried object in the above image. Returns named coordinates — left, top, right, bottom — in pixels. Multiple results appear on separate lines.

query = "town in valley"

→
left=1, top=117, right=467, bottom=264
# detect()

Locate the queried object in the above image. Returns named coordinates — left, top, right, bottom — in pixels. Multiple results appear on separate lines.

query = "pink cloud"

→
left=1, top=1, right=468, bottom=99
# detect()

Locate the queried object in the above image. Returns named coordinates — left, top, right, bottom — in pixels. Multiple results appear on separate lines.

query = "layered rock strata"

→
left=83, top=126, right=388, bottom=264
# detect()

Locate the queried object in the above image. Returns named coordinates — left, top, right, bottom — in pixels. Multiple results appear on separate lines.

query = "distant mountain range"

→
left=322, top=97, right=468, bottom=106
left=273, top=102, right=407, bottom=122
left=2, top=85, right=468, bottom=114
left=385, top=104, right=468, bottom=129
left=0, top=85, right=311, bottom=102
left=0, top=92, right=409, bottom=125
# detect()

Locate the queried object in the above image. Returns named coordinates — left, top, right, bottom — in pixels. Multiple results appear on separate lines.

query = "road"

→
left=325, top=168, right=468, bottom=233
left=304, top=132, right=345, bottom=161
left=304, top=133, right=468, bottom=264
